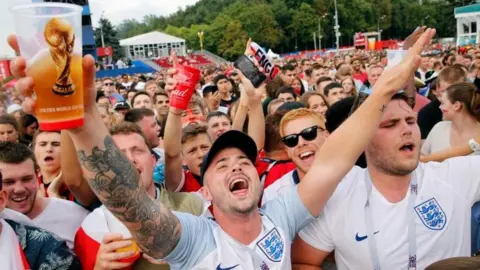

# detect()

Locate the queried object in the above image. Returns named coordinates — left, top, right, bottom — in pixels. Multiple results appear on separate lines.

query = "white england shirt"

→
left=164, top=186, right=313, bottom=269
left=262, top=170, right=298, bottom=206
left=299, top=156, right=480, bottom=269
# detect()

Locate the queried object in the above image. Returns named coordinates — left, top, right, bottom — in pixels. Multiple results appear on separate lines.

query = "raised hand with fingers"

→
left=373, top=28, right=436, bottom=96
left=94, top=233, right=136, bottom=270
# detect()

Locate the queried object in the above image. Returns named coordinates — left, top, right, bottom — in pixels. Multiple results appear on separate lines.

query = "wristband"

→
left=469, top=139, right=480, bottom=153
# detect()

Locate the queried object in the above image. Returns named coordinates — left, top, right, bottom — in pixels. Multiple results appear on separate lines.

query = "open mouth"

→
left=299, top=151, right=315, bottom=161
left=399, top=143, right=415, bottom=153
left=11, top=195, right=28, bottom=203
left=44, top=156, right=54, bottom=162
left=229, top=178, right=249, bottom=196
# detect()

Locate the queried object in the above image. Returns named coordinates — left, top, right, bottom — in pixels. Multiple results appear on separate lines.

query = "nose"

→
left=13, top=181, right=27, bottom=194
left=297, top=136, right=309, bottom=147
left=231, top=163, right=243, bottom=173
left=400, top=120, right=413, bottom=136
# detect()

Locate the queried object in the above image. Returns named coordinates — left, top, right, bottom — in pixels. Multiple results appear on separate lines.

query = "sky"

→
left=0, top=0, right=199, bottom=58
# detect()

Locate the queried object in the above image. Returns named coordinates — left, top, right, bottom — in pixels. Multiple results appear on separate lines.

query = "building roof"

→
left=455, top=3, right=480, bottom=16
left=120, top=31, right=185, bottom=46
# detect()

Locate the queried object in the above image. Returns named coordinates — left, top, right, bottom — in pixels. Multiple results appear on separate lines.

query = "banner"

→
left=0, top=60, right=11, bottom=81
left=97, top=47, right=113, bottom=57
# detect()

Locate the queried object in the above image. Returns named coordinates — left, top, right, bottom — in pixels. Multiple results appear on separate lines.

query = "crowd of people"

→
left=1, top=27, right=480, bottom=269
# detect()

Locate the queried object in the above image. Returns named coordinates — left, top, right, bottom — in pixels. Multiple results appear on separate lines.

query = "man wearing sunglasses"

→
left=102, top=78, right=117, bottom=98
left=262, top=108, right=328, bottom=205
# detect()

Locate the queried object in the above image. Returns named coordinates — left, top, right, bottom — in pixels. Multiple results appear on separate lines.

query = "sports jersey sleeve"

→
left=298, top=212, right=334, bottom=252
left=163, top=212, right=216, bottom=269
left=262, top=186, right=314, bottom=241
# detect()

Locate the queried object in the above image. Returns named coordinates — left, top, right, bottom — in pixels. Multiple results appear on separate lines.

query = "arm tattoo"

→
left=380, top=105, right=387, bottom=112
left=77, top=136, right=181, bottom=259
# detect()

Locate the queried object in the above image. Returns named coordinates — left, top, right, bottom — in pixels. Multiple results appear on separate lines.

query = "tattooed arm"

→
left=68, top=112, right=181, bottom=259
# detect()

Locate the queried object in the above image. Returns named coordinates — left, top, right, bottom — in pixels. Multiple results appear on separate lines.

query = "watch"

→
left=469, top=139, right=480, bottom=153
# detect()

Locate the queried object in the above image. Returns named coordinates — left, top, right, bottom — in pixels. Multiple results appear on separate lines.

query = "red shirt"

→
left=256, top=158, right=297, bottom=190
left=180, top=170, right=203, bottom=192
left=352, top=72, right=368, bottom=84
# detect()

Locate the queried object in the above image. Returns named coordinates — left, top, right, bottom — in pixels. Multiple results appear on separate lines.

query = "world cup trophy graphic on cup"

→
left=44, top=18, right=76, bottom=96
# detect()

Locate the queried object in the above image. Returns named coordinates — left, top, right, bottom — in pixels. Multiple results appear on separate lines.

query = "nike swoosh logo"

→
left=355, top=231, right=379, bottom=242
left=216, top=264, right=239, bottom=270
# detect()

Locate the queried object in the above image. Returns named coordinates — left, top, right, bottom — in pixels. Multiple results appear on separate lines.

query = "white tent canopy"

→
left=120, top=31, right=186, bottom=60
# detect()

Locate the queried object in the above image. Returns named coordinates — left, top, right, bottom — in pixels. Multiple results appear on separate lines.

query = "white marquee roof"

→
left=120, top=31, right=185, bottom=46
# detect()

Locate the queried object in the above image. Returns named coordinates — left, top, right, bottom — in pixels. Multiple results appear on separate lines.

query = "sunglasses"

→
left=281, top=126, right=322, bottom=148
left=104, top=83, right=114, bottom=86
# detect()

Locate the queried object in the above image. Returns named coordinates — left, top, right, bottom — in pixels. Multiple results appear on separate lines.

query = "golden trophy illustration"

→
left=44, top=18, right=76, bottom=96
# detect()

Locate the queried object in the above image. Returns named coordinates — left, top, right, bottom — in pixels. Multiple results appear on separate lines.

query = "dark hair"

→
left=445, top=82, right=480, bottom=121
left=0, top=141, right=38, bottom=173
left=153, top=91, right=169, bottom=104
left=442, top=53, right=455, bottom=66
left=264, top=113, right=284, bottom=153
left=464, top=54, right=473, bottom=61
left=324, top=82, right=343, bottom=97
left=350, top=91, right=412, bottom=116
left=213, top=75, right=229, bottom=86
left=316, top=76, right=333, bottom=87
left=110, top=122, right=151, bottom=149
left=425, top=257, right=480, bottom=270
left=96, top=95, right=109, bottom=103
left=126, top=89, right=137, bottom=99
left=21, top=114, right=38, bottom=129
left=281, top=64, right=296, bottom=73
left=207, top=111, right=230, bottom=123
left=131, top=91, right=151, bottom=107
left=181, top=124, right=209, bottom=144
left=124, top=108, right=155, bottom=124
left=301, top=59, right=311, bottom=65
left=31, top=130, right=60, bottom=150
left=0, top=115, right=19, bottom=131
left=311, top=63, right=325, bottom=71
left=276, top=86, right=297, bottom=99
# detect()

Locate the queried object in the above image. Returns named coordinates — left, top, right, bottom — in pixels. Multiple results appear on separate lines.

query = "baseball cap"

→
left=200, top=130, right=257, bottom=180
left=113, top=101, right=131, bottom=111
left=7, top=104, right=22, bottom=114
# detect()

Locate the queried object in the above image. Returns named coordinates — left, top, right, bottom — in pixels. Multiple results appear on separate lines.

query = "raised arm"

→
left=60, top=131, right=97, bottom=207
left=163, top=73, right=186, bottom=191
left=247, top=86, right=265, bottom=151
left=297, top=29, right=436, bottom=216
left=11, top=51, right=181, bottom=259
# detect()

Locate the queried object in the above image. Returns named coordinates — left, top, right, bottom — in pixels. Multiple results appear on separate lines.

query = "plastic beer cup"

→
left=11, top=3, right=84, bottom=130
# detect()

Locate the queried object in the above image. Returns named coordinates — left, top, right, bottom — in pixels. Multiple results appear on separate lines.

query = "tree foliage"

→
left=112, top=0, right=472, bottom=60
left=95, top=17, right=122, bottom=57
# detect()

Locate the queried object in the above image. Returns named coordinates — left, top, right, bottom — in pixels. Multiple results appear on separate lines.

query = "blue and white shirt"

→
left=164, top=186, right=314, bottom=269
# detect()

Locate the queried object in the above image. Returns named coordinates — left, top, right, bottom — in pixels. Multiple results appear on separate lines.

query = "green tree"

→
left=290, top=3, right=318, bottom=50
left=95, top=17, right=123, bottom=57
left=219, top=20, right=247, bottom=60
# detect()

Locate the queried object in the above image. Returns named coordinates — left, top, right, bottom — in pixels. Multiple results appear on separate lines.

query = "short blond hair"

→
left=279, top=108, right=326, bottom=137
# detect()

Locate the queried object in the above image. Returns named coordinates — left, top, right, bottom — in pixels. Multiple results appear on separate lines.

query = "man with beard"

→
left=0, top=142, right=89, bottom=248
left=262, top=108, right=328, bottom=204
left=293, top=29, right=480, bottom=269
left=10, top=28, right=434, bottom=269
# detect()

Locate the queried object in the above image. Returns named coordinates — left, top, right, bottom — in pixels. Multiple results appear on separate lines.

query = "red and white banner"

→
left=354, top=33, right=366, bottom=47
left=97, top=47, right=113, bottom=57
left=0, top=60, right=12, bottom=81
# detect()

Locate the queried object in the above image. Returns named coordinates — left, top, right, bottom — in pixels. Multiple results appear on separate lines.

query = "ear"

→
left=0, top=190, right=7, bottom=212
left=453, top=101, right=463, bottom=112
left=324, top=131, right=330, bottom=139
left=199, top=186, right=213, bottom=202
left=150, top=154, right=156, bottom=167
